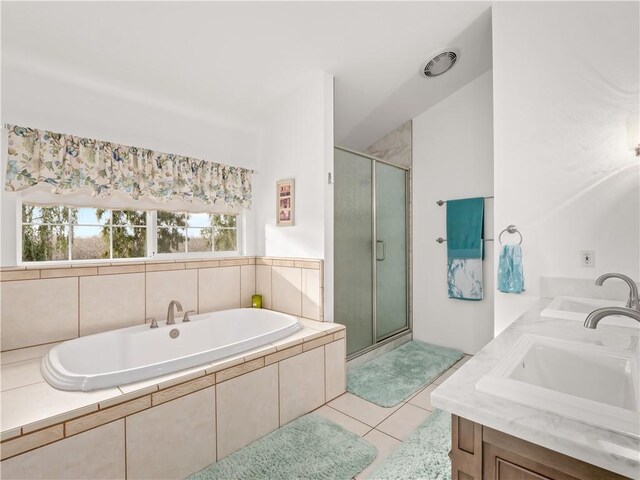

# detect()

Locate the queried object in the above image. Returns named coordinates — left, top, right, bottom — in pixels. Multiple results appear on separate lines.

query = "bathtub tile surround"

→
left=199, top=266, right=242, bottom=312
left=0, top=420, right=126, bottom=480
left=0, top=256, right=324, bottom=351
left=325, top=338, right=347, bottom=401
left=240, top=265, right=256, bottom=308
left=0, top=320, right=346, bottom=479
left=127, top=387, right=217, bottom=479
left=216, top=364, right=279, bottom=459
left=279, top=347, right=325, bottom=425
left=0, top=278, right=78, bottom=351
left=79, top=273, right=146, bottom=336
left=146, top=269, right=199, bottom=322
left=255, top=265, right=273, bottom=309
left=272, top=266, right=303, bottom=316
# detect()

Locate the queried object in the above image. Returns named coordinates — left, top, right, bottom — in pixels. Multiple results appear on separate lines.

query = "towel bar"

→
left=436, top=196, right=493, bottom=206
left=436, top=238, right=494, bottom=244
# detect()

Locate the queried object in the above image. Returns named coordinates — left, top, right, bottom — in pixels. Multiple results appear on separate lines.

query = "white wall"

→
left=412, top=70, right=494, bottom=354
left=492, top=2, right=640, bottom=334
left=254, top=73, right=334, bottom=261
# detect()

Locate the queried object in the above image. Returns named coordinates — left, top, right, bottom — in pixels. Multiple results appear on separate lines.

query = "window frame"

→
left=16, top=201, right=242, bottom=266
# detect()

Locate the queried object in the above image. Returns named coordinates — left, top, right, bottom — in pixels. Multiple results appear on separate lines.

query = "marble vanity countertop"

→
left=431, top=299, right=640, bottom=479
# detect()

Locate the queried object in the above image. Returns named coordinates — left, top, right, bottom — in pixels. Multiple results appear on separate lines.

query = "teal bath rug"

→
left=187, top=413, right=376, bottom=480
left=371, top=409, right=451, bottom=480
left=347, top=341, right=463, bottom=407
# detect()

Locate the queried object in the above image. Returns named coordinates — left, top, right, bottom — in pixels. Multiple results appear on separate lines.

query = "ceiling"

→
left=1, top=2, right=492, bottom=151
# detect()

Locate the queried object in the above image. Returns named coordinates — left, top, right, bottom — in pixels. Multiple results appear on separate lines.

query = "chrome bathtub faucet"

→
left=584, top=307, right=640, bottom=329
left=166, top=300, right=184, bottom=325
left=595, top=273, right=640, bottom=311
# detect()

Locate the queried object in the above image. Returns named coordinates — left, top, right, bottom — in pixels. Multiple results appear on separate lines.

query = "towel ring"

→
left=499, top=225, right=522, bottom=245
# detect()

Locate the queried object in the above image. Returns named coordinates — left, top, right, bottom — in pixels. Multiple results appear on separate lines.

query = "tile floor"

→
left=313, top=354, right=472, bottom=479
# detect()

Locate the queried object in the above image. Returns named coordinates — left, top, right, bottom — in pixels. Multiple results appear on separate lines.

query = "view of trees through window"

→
left=21, top=203, right=238, bottom=262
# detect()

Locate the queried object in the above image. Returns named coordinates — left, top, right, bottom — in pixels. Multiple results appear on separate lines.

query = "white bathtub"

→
left=42, top=308, right=301, bottom=391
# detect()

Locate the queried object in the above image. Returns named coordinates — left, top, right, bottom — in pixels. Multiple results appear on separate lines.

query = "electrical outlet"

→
left=580, top=250, right=595, bottom=268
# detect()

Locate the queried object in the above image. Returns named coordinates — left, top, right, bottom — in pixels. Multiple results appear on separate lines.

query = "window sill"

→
left=0, top=256, right=256, bottom=282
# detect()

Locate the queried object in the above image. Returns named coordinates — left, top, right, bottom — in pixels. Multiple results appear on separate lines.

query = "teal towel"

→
left=446, top=197, right=484, bottom=259
left=498, top=244, right=525, bottom=293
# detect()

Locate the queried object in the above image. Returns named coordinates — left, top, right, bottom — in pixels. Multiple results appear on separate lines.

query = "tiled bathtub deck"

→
left=0, top=318, right=345, bottom=465
left=316, top=354, right=472, bottom=479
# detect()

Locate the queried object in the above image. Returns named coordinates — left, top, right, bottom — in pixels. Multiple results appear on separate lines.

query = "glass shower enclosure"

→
left=334, top=147, right=409, bottom=357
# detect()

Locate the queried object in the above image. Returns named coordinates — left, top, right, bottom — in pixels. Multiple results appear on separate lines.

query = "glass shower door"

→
left=375, top=162, right=408, bottom=340
left=334, top=149, right=374, bottom=356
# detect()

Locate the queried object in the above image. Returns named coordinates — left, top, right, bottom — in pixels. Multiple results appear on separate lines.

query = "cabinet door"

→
left=495, top=457, right=552, bottom=480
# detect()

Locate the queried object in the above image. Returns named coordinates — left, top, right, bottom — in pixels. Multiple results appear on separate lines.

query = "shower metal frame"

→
left=334, top=146, right=412, bottom=360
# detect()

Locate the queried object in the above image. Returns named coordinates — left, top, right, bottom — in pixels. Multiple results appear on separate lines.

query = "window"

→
left=20, top=203, right=239, bottom=263
left=155, top=212, right=238, bottom=255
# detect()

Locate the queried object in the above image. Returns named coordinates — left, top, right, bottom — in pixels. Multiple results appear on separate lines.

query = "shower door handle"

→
left=376, top=240, right=386, bottom=261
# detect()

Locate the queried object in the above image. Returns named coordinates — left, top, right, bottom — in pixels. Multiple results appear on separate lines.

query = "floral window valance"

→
left=4, top=125, right=252, bottom=210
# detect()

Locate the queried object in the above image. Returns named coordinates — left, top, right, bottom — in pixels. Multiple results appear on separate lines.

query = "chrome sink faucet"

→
left=167, top=300, right=184, bottom=325
left=584, top=306, right=640, bottom=329
left=595, top=273, right=639, bottom=311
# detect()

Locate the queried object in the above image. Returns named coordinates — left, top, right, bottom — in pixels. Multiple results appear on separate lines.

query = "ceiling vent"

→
left=421, top=50, right=459, bottom=78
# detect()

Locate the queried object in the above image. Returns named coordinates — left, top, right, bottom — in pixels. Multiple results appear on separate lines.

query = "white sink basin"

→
left=541, top=296, right=633, bottom=326
left=476, top=334, right=640, bottom=438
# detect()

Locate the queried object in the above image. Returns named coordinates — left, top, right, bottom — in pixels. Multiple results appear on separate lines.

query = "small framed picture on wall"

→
left=276, top=178, right=295, bottom=227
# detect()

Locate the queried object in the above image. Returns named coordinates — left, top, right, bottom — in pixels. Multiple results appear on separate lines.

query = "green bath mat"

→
left=187, top=414, right=376, bottom=480
left=371, top=409, right=452, bottom=480
left=347, top=341, right=463, bottom=407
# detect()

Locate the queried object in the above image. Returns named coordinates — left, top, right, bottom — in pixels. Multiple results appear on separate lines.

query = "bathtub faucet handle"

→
left=182, top=310, right=196, bottom=322
left=146, top=317, right=158, bottom=329
left=166, top=300, right=184, bottom=325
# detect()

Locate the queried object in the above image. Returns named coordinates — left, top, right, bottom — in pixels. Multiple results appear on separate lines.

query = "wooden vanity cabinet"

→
left=450, top=415, right=629, bottom=480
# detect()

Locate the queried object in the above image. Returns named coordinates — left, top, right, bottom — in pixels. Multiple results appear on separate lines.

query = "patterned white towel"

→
left=447, top=258, right=483, bottom=300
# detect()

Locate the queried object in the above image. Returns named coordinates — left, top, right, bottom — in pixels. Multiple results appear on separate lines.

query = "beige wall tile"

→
left=255, top=265, right=272, bottom=309
left=279, top=347, right=325, bottom=425
left=302, top=334, right=333, bottom=352
left=151, top=374, right=216, bottom=406
left=219, top=258, right=249, bottom=266
left=146, top=269, right=197, bottom=321
left=1, top=278, right=78, bottom=351
left=294, top=260, right=321, bottom=270
left=0, top=358, right=43, bottom=391
left=186, top=259, right=220, bottom=269
left=0, top=270, right=40, bottom=282
left=97, top=264, right=145, bottom=275
left=198, top=266, right=240, bottom=313
left=0, top=420, right=125, bottom=479
left=240, top=265, right=256, bottom=308
left=301, top=268, right=321, bottom=320
left=271, top=259, right=295, bottom=267
left=127, top=387, right=216, bottom=480
left=1, top=381, right=119, bottom=433
left=0, top=424, right=63, bottom=460
left=264, top=344, right=303, bottom=365
left=325, top=339, right=347, bottom=402
left=65, top=396, right=151, bottom=437
left=216, top=364, right=278, bottom=459
left=145, top=262, right=185, bottom=272
left=1, top=343, right=58, bottom=366
left=0, top=427, right=22, bottom=442
left=216, top=357, right=264, bottom=383
left=79, top=273, right=145, bottom=336
left=271, top=266, right=302, bottom=316
left=40, top=267, right=97, bottom=278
